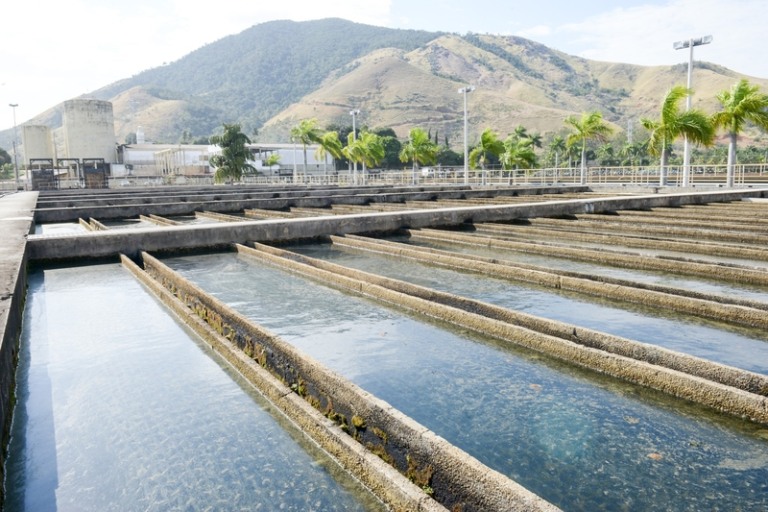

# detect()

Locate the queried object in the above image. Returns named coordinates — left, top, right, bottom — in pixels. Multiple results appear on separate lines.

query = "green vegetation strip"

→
left=123, top=253, right=557, bottom=512
left=240, top=242, right=768, bottom=424
left=473, top=222, right=768, bottom=262
left=410, top=228, right=768, bottom=287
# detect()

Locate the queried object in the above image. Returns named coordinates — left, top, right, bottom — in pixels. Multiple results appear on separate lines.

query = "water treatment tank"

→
left=21, top=125, right=54, bottom=165
left=62, top=99, right=117, bottom=163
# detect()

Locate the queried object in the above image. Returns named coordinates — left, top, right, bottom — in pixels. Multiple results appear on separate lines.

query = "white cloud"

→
left=2, top=0, right=766, bottom=130
left=1, top=0, right=393, bottom=127
left=558, top=0, right=767, bottom=77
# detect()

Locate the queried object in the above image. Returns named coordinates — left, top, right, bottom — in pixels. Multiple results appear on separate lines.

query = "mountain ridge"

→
left=2, top=18, right=765, bottom=150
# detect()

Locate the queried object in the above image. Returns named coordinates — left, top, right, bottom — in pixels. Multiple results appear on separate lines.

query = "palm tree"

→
left=711, top=79, right=768, bottom=187
left=641, top=85, right=714, bottom=186
left=547, top=135, right=566, bottom=182
left=564, top=111, right=613, bottom=185
left=513, top=125, right=529, bottom=140
left=548, top=135, right=566, bottom=182
left=290, top=118, right=322, bottom=182
left=399, top=127, right=439, bottom=185
left=526, top=132, right=543, bottom=150
left=344, top=131, right=385, bottom=184
left=468, top=128, right=504, bottom=184
left=501, top=135, right=537, bottom=179
left=316, top=130, right=344, bottom=174
left=596, top=143, right=616, bottom=166
left=209, top=124, right=255, bottom=184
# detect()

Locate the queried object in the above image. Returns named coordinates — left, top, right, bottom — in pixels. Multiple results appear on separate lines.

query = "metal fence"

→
left=3, top=164, right=768, bottom=192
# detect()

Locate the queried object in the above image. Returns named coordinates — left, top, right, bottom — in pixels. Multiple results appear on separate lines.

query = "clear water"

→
left=292, top=242, right=768, bottom=375
left=405, top=234, right=768, bottom=304
left=100, top=219, right=155, bottom=230
left=163, top=251, right=768, bottom=512
left=5, top=263, right=382, bottom=512
left=33, top=223, right=87, bottom=235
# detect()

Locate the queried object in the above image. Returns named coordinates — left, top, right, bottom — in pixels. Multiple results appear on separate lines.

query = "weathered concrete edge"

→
left=120, top=254, right=446, bottom=512
left=334, top=233, right=768, bottom=331
left=32, top=185, right=586, bottom=223
left=0, top=247, right=26, bottom=511
left=278, top=236, right=768, bottom=397
left=134, top=252, right=560, bottom=512
left=0, top=192, right=38, bottom=509
left=238, top=243, right=768, bottom=425
left=27, top=189, right=768, bottom=262
left=411, top=228, right=768, bottom=287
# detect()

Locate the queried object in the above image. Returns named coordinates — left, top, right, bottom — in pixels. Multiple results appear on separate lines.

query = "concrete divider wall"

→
left=0, top=191, right=38, bottom=509
left=410, top=228, right=768, bottom=287
left=236, top=243, right=768, bottom=425
left=28, top=189, right=768, bottom=262
left=0, top=247, right=27, bottom=511
left=331, top=233, right=768, bottom=330
left=34, top=185, right=585, bottom=223
left=135, top=252, right=559, bottom=512
left=473, top=222, right=768, bottom=263
left=289, top=236, right=768, bottom=396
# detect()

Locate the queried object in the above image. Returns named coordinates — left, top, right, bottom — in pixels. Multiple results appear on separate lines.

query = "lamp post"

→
left=673, top=35, right=712, bottom=187
left=9, top=103, right=19, bottom=189
left=349, top=109, right=360, bottom=185
left=458, top=86, right=475, bottom=185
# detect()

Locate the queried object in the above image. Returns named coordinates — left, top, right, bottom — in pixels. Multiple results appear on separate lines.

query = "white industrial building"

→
left=16, top=98, right=341, bottom=188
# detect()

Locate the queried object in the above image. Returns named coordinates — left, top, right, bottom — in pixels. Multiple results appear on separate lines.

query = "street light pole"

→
left=673, top=35, right=712, bottom=187
left=458, top=86, right=474, bottom=185
left=9, top=103, right=19, bottom=189
left=350, top=109, right=360, bottom=185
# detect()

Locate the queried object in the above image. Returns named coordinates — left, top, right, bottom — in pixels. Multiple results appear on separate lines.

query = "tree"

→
left=564, top=111, right=613, bottom=185
left=373, top=128, right=403, bottom=169
left=640, top=85, right=714, bottom=186
left=468, top=128, right=504, bottom=170
left=264, top=153, right=281, bottom=167
left=290, top=118, right=322, bottom=181
left=399, top=127, right=439, bottom=184
left=596, top=143, right=616, bottom=166
left=316, top=130, right=344, bottom=173
left=209, top=124, right=255, bottom=183
left=548, top=135, right=566, bottom=168
left=344, top=131, right=385, bottom=184
left=501, top=135, right=538, bottom=178
left=711, top=79, right=768, bottom=187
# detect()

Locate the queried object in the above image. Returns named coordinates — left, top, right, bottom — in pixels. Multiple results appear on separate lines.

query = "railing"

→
left=2, top=164, right=768, bottom=191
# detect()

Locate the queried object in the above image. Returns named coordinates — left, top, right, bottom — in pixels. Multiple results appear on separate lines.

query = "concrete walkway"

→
left=0, top=191, right=38, bottom=498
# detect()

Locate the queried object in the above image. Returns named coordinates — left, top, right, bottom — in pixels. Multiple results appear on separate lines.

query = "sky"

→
left=1, top=0, right=765, bottom=131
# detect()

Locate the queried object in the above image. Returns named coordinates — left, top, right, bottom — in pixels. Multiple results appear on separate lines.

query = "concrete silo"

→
left=62, top=99, right=117, bottom=163
left=22, top=125, right=54, bottom=166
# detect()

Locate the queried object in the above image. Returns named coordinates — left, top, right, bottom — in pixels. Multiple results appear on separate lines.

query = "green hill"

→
left=3, top=18, right=766, bottom=151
